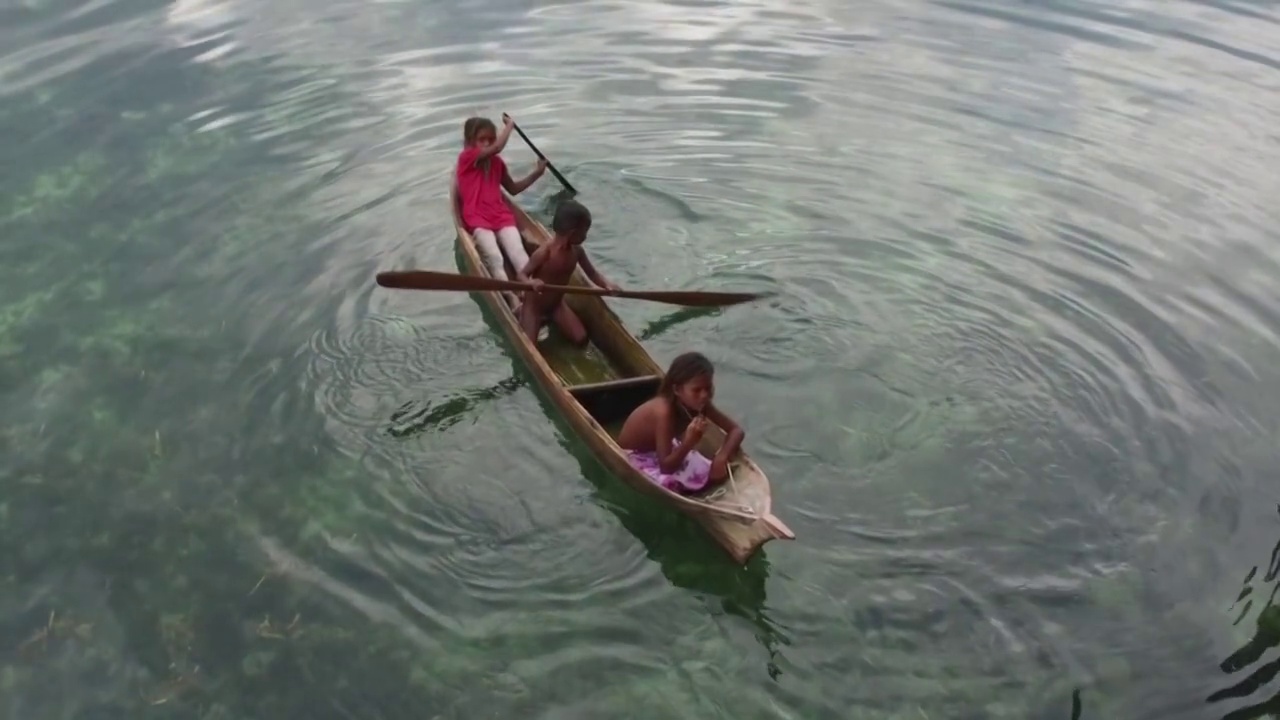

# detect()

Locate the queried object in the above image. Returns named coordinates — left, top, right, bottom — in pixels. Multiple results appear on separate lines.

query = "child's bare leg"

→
left=519, top=300, right=542, bottom=343
left=550, top=301, right=589, bottom=346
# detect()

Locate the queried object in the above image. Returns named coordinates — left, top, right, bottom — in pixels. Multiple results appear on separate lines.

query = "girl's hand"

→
left=536, top=158, right=549, bottom=174
left=502, top=113, right=516, bottom=128
left=710, top=456, right=728, bottom=481
left=683, top=416, right=707, bottom=445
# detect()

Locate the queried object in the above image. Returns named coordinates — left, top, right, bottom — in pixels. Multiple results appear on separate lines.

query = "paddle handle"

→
left=374, top=270, right=767, bottom=308
left=504, top=114, right=577, bottom=195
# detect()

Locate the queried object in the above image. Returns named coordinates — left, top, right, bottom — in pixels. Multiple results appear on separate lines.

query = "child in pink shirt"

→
left=456, top=114, right=548, bottom=308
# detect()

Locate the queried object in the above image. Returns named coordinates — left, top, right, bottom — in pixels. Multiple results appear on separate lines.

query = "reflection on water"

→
left=570, top=434, right=792, bottom=682
left=387, top=375, right=527, bottom=438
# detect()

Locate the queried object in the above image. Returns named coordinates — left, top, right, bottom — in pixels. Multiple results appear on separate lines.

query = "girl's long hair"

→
left=658, top=352, right=715, bottom=404
left=462, top=116, right=496, bottom=146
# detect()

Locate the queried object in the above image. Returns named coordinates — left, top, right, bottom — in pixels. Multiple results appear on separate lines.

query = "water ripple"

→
left=306, top=312, right=501, bottom=442
left=10, top=0, right=1280, bottom=715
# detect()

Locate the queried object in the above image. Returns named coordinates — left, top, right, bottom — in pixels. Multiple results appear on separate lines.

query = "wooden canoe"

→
left=447, top=181, right=794, bottom=564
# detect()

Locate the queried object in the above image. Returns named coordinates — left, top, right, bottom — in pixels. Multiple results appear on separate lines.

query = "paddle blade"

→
left=617, top=289, right=772, bottom=307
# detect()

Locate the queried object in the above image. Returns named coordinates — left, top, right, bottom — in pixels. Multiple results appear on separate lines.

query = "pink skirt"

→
left=625, top=440, right=712, bottom=495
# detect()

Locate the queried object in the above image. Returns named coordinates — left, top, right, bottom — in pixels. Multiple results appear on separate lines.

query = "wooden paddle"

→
left=376, top=270, right=768, bottom=308
left=504, top=113, right=577, bottom=195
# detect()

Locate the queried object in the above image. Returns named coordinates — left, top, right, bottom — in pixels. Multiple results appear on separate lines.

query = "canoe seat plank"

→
left=568, top=374, right=661, bottom=426
left=567, top=374, right=661, bottom=396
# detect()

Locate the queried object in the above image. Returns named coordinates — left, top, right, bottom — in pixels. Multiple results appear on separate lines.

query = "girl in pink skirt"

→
left=616, top=352, right=745, bottom=495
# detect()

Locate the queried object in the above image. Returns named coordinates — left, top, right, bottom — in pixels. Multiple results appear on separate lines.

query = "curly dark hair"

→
left=551, top=199, right=593, bottom=236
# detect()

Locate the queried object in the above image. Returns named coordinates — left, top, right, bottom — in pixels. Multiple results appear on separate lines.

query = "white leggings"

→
left=473, top=226, right=530, bottom=280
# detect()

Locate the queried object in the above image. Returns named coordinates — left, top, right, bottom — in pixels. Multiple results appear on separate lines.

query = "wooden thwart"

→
left=568, top=375, right=661, bottom=427
left=567, top=374, right=661, bottom=398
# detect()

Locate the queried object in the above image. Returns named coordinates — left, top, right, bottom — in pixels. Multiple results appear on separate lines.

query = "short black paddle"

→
left=504, top=113, right=577, bottom=195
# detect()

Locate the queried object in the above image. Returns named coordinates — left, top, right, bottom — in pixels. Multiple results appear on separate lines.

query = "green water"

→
left=5, top=0, right=1280, bottom=717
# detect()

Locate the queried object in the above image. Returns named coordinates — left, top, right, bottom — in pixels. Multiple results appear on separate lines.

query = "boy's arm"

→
left=578, top=250, right=620, bottom=292
left=502, top=160, right=548, bottom=195
left=518, top=244, right=548, bottom=284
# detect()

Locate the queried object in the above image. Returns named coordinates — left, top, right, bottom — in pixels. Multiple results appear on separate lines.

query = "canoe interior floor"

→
left=493, top=239, right=624, bottom=387
left=537, top=330, right=624, bottom=387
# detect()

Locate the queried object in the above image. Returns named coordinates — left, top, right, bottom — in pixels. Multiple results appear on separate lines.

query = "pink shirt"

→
left=456, top=146, right=516, bottom=232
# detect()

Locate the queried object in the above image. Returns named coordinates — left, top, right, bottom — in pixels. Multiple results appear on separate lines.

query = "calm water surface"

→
left=4, top=0, right=1280, bottom=717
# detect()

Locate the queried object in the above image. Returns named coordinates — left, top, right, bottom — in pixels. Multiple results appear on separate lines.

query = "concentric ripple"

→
left=306, top=312, right=501, bottom=439
left=8, top=0, right=1280, bottom=716
left=286, top=0, right=1280, bottom=714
